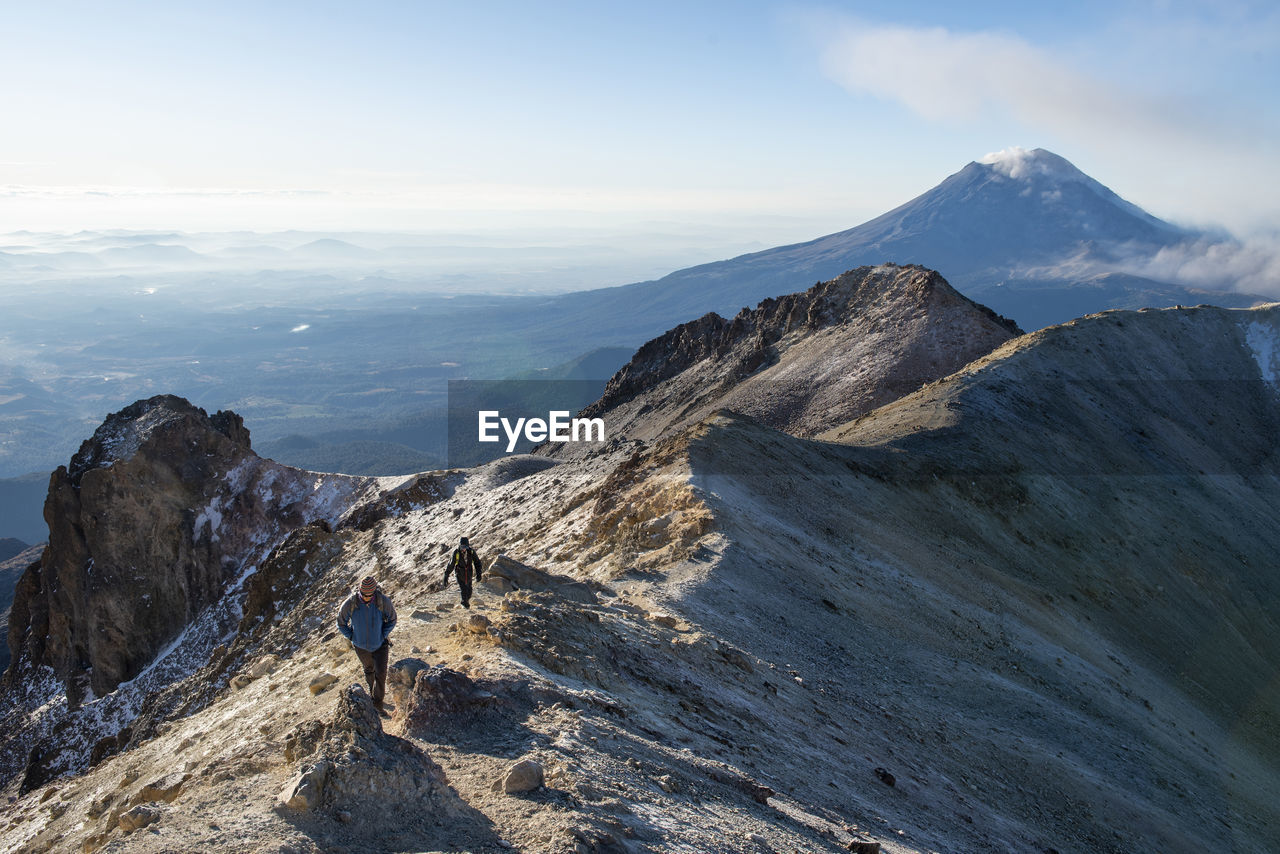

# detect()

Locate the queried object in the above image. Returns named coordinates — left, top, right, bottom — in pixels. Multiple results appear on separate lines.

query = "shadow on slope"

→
left=653, top=305, right=1280, bottom=852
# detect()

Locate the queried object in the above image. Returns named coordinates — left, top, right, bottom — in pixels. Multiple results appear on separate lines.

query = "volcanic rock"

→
left=502, top=759, right=544, bottom=793
left=4, top=395, right=389, bottom=705
left=566, top=265, right=1021, bottom=448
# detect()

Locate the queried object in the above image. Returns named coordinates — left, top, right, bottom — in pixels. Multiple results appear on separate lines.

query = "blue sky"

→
left=1, top=1, right=1277, bottom=237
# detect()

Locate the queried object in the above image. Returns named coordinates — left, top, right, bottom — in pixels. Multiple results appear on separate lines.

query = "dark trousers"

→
left=354, top=642, right=389, bottom=702
left=458, top=574, right=473, bottom=607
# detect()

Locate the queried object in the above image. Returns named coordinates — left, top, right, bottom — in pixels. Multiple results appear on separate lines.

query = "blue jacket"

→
left=337, top=589, right=397, bottom=651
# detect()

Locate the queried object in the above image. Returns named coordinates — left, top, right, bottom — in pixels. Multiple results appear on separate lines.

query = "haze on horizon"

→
left=1, top=1, right=1278, bottom=243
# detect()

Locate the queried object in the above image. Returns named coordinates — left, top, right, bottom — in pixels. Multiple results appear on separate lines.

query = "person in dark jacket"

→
left=337, top=576, right=397, bottom=708
left=444, top=536, right=483, bottom=609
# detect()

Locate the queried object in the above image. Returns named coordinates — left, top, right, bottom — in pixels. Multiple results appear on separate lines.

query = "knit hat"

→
left=460, top=536, right=469, bottom=547
left=359, top=576, right=377, bottom=598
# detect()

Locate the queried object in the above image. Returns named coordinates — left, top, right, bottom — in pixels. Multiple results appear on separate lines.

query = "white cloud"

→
left=814, top=17, right=1280, bottom=236
left=1124, top=237, right=1280, bottom=298
left=818, top=21, right=1187, bottom=141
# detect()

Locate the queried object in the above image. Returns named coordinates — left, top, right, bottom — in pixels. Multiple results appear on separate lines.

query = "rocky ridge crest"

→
left=574, top=264, right=1021, bottom=445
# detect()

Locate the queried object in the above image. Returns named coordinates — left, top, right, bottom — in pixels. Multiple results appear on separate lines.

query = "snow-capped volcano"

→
left=753, top=146, right=1191, bottom=286
left=977, top=146, right=1180, bottom=233
left=561, top=148, right=1260, bottom=334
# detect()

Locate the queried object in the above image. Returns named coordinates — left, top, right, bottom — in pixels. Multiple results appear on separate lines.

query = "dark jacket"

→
left=445, top=547, right=482, bottom=586
left=337, top=588, right=397, bottom=651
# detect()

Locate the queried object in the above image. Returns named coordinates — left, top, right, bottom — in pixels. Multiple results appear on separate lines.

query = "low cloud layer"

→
left=1123, top=237, right=1280, bottom=299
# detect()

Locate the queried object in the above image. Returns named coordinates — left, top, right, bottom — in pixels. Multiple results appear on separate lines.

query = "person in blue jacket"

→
left=337, top=576, right=397, bottom=709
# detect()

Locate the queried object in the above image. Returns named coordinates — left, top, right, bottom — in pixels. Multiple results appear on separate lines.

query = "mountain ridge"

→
left=1, top=303, right=1279, bottom=851
left=571, top=264, right=1021, bottom=446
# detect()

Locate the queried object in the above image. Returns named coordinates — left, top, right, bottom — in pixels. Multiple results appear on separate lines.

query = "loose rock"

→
left=309, top=673, right=339, bottom=695
left=247, top=654, right=281, bottom=680
left=135, top=772, right=187, bottom=804
left=119, top=804, right=161, bottom=832
left=646, top=611, right=680, bottom=629
left=502, top=759, right=544, bottom=793
left=278, top=761, right=332, bottom=811
left=388, top=657, right=430, bottom=691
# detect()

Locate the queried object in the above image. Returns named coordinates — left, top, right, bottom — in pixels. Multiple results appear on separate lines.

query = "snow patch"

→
left=193, top=501, right=225, bottom=542
left=1244, top=319, right=1280, bottom=385
left=981, top=147, right=1082, bottom=182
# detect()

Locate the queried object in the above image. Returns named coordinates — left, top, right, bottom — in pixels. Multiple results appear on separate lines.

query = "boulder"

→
left=388, top=657, right=430, bottom=691
left=484, top=554, right=598, bottom=604
left=278, top=684, right=448, bottom=817
left=502, top=759, right=544, bottom=793
left=118, top=804, right=161, bottom=832
left=309, top=673, right=338, bottom=695
left=246, top=654, right=280, bottom=680
left=333, top=685, right=384, bottom=741
left=278, top=761, right=331, bottom=811
left=401, top=666, right=498, bottom=734
left=134, top=771, right=187, bottom=804
left=646, top=611, right=683, bottom=629
left=482, top=575, right=515, bottom=594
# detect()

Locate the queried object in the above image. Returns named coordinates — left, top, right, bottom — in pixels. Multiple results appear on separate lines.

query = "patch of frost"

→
left=193, top=500, right=225, bottom=542
left=1244, top=320, right=1279, bottom=385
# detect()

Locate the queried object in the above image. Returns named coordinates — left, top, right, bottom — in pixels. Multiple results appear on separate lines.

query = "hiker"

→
left=444, top=536, right=483, bottom=608
left=336, top=576, right=397, bottom=708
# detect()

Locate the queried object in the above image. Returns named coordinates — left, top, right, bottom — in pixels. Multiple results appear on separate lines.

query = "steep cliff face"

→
left=573, top=264, right=1021, bottom=447
left=5, top=395, right=394, bottom=707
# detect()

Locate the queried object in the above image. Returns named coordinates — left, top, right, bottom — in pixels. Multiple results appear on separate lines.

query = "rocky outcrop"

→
left=4, top=395, right=386, bottom=706
left=399, top=665, right=502, bottom=735
left=280, top=685, right=448, bottom=814
left=568, top=265, right=1022, bottom=448
left=483, top=553, right=600, bottom=603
